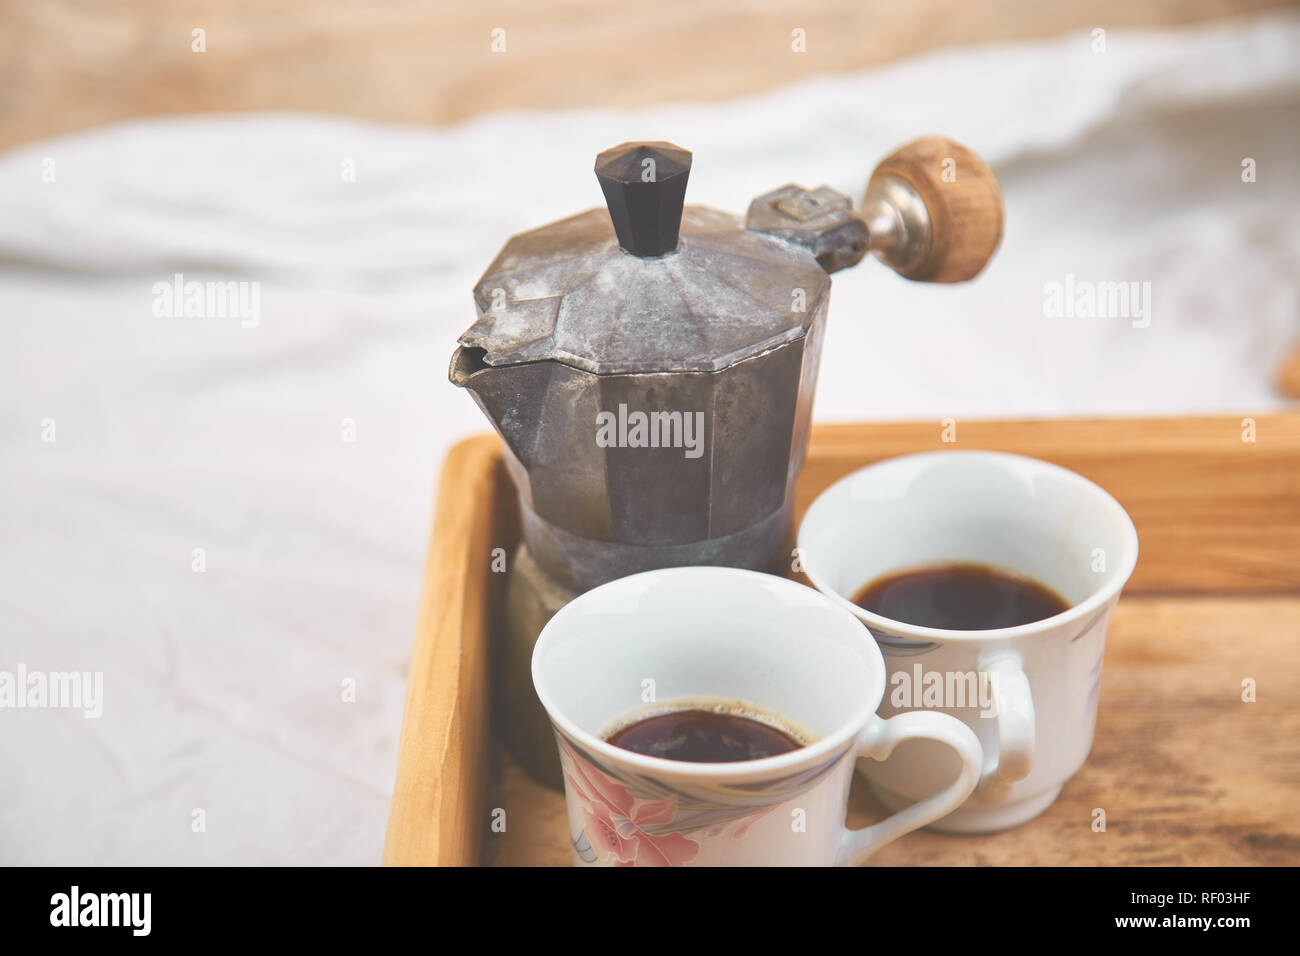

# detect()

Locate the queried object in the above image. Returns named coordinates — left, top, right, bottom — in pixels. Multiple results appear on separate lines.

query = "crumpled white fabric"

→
left=1, top=14, right=1296, bottom=864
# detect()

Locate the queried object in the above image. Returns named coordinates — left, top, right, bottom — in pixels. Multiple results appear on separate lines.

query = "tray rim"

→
left=383, top=412, right=1300, bottom=866
left=383, top=434, right=502, bottom=866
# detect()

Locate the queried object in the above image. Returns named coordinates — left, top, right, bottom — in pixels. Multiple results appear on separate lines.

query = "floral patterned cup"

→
left=531, top=567, right=983, bottom=866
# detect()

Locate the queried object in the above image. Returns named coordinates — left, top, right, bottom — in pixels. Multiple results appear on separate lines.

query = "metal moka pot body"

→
left=450, top=208, right=841, bottom=590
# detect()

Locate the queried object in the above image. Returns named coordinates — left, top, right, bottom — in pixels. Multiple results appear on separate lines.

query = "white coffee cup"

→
left=531, top=567, right=983, bottom=866
left=797, top=451, right=1139, bottom=833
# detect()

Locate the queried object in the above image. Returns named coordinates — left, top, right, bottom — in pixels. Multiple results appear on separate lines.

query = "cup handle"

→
left=980, top=650, right=1035, bottom=789
left=835, top=711, right=983, bottom=866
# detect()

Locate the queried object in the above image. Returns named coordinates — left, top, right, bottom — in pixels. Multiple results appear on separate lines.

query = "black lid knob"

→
left=594, top=141, right=691, bottom=257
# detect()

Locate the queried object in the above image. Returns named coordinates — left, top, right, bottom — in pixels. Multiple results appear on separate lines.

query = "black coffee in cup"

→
left=605, top=707, right=804, bottom=762
left=853, top=561, right=1070, bottom=630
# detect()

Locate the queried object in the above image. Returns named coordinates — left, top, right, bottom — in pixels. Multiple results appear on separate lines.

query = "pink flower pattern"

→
left=559, top=737, right=701, bottom=867
left=556, top=733, right=846, bottom=865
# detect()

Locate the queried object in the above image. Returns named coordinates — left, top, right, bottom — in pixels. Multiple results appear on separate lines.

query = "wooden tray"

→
left=383, top=415, right=1300, bottom=866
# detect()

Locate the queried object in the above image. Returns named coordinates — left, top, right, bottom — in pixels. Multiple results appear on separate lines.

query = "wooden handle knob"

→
left=865, top=136, right=1003, bottom=283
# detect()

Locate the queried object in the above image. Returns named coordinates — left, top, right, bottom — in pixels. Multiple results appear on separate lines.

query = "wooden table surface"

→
left=0, top=0, right=1288, bottom=151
